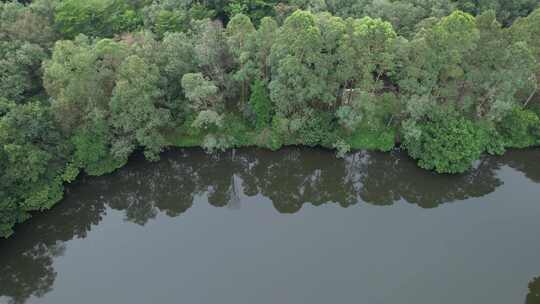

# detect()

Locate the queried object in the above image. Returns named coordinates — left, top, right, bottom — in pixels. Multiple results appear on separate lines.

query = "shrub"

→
left=402, top=114, right=484, bottom=174
left=498, top=107, right=540, bottom=148
left=249, top=80, right=273, bottom=130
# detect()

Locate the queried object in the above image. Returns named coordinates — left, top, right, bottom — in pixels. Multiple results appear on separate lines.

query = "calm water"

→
left=1, top=148, right=540, bottom=304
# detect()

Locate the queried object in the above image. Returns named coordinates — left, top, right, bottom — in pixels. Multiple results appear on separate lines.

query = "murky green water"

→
left=1, top=148, right=540, bottom=304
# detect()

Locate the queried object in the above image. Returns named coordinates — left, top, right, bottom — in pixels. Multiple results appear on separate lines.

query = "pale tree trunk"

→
left=524, top=83, right=538, bottom=108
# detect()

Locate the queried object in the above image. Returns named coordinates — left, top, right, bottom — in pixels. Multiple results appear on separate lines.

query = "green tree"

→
left=269, top=10, right=327, bottom=118
left=44, top=35, right=128, bottom=131
left=455, top=0, right=539, bottom=25
left=511, top=8, right=540, bottom=107
left=402, top=113, right=484, bottom=173
left=55, top=0, right=142, bottom=39
left=181, top=72, right=221, bottom=112
left=159, top=32, right=197, bottom=119
left=498, top=107, right=540, bottom=148
left=110, top=55, right=170, bottom=160
left=0, top=100, right=68, bottom=237
left=0, top=41, right=47, bottom=102
left=226, top=13, right=256, bottom=109
left=247, top=16, right=279, bottom=82
left=249, top=79, right=273, bottom=130
left=192, top=20, right=235, bottom=101
left=0, top=1, right=55, bottom=47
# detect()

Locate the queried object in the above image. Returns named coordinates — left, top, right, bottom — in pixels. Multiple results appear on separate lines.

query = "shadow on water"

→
left=0, top=147, right=538, bottom=303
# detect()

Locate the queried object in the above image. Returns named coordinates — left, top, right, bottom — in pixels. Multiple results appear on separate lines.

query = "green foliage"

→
left=0, top=100, right=67, bottom=237
left=225, top=0, right=279, bottom=24
left=402, top=113, right=485, bottom=173
left=345, top=125, right=396, bottom=151
left=0, top=41, right=47, bottom=102
left=141, top=0, right=215, bottom=36
left=110, top=55, right=171, bottom=160
left=0, top=1, right=56, bottom=46
left=0, top=2, right=54, bottom=102
left=296, top=110, right=337, bottom=147
left=269, top=10, right=329, bottom=117
left=164, top=118, right=205, bottom=148
left=333, top=138, right=351, bottom=158
left=249, top=79, right=273, bottom=130
left=192, top=110, right=224, bottom=130
left=222, top=114, right=257, bottom=146
left=55, top=0, right=143, bottom=39
left=70, top=111, right=126, bottom=175
left=455, top=0, right=539, bottom=26
left=181, top=73, right=221, bottom=111
left=498, top=107, right=540, bottom=148
left=2, top=0, right=540, bottom=238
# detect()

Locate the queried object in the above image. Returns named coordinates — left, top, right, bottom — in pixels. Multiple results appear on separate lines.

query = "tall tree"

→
left=226, top=13, right=255, bottom=110
left=269, top=10, right=327, bottom=119
left=0, top=100, right=67, bottom=237
left=110, top=55, right=170, bottom=160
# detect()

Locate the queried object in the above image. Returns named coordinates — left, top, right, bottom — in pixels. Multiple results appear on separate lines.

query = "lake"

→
left=1, top=148, right=540, bottom=304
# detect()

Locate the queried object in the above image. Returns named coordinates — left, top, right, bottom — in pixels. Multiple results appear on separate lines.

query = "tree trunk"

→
left=524, top=84, right=538, bottom=108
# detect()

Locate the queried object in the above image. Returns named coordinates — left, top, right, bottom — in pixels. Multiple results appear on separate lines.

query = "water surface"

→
left=1, top=148, right=540, bottom=304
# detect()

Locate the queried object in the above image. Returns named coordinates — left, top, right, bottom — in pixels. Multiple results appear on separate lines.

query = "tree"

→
left=44, top=35, right=129, bottom=131
left=0, top=2, right=55, bottom=102
left=249, top=79, right=273, bottom=129
left=269, top=10, right=328, bottom=118
left=467, top=11, right=536, bottom=121
left=527, top=276, right=540, bottom=304
left=226, top=13, right=255, bottom=109
left=399, top=10, right=479, bottom=102
left=401, top=112, right=484, bottom=173
left=225, top=0, right=280, bottom=24
left=363, top=0, right=454, bottom=37
left=54, top=0, right=143, bottom=39
left=0, top=100, right=68, bottom=237
left=192, top=19, right=235, bottom=101
left=337, top=16, right=397, bottom=116
left=0, top=1, right=55, bottom=47
left=0, top=41, right=47, bottom=102
left=498, top=107, right=540, bottom=148
left=455, top=0, right=539, bottom=25
left=246, top=16, right=278, bottom=82
left=181, top=72, right=221, bottom=111
left=159, top=32, right=197, bottom=119
left=70, top=109, right=125, bottom=175
left=110, top=55, right=170, bottom=160
left=511, top=8, right=540, bottom=107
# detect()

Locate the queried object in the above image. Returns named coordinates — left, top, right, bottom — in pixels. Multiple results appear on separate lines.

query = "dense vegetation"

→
left=0, top=0, right=539, bottom=238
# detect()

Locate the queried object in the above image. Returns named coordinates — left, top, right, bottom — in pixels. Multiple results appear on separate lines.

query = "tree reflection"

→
left=0, top=179, right=106, bottom=304
left=527, top=276, right=540, bottom=304
left=356, top=151, right=503, bottom=208
left=500, top=149, right=540, bottom=183
left=0, top=147, right=539, bottom=303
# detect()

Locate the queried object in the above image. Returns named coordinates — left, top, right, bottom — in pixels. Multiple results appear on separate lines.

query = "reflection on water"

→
left=528, top=276, right=540, bottom=304
left=0, top=148, right=539, bottom=304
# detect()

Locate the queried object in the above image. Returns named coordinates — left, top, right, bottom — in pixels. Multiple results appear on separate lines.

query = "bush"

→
left=345, top=125, right=396, bottom=152
left=297, top=110, right=337, bottom=147
left=498, top=107, right=540, bottom=148
left=402, top=114, right=484, bottom=174
left=222, top=114, right=256, bottom=147
left=333, top=139, right=351, bottom=158
left=249, top=80, right=273, bottom=130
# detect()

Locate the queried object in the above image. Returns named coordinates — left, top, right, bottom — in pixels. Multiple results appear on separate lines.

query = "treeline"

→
left=0, top=0, right=539, bottom=238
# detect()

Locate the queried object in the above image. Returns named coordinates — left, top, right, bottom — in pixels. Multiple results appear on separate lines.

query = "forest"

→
left=0, top=0, right=539, bottom=238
